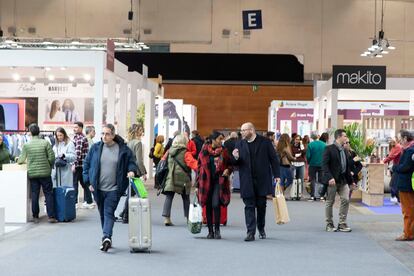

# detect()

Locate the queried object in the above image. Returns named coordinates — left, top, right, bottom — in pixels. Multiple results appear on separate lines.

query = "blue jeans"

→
left=293, top=165, right=305, bottom=183
left=96, top=190, right=120, bottom=239
left=30, top=177, right=55, bottom=218
left=280, top=166, right=293, bottom=187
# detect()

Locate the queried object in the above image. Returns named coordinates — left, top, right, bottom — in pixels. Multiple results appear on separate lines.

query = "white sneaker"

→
left=390, top=197, right=398, bottom=204
left=82, top=202, right=95, bottom=209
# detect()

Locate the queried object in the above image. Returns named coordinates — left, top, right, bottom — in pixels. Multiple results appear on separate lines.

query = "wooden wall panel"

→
left=164, top=84, right=313, bottom=136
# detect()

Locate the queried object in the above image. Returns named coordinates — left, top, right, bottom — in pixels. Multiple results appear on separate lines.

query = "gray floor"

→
left=0, top=188, right=413, bottom=276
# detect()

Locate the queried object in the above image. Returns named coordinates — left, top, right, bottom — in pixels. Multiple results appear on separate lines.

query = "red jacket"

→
left=187, top=140, right=197, bottom=158
left=383, top=143, right=402, bottom=165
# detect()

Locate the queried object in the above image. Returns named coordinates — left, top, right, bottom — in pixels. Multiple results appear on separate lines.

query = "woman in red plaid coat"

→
left=196, top=131, right=232, bottom=239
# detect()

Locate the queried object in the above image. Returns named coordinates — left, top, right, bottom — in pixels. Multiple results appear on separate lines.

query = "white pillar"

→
left=144, top=89, right=155, bottom=177
left=130, top=82, right=138, bottom=125
left=330, top=89, right=338, bottom=129
left=319, top=98, right=326, bottom=133
left=94, top=66, right=105, bottom=139
left=157, top=98, right=165, bottom=137
left=119, top=79, right=128, bottom=138
left=107, top=74, right=116, bottom=125
left=409, top=91, right=414, bottom=116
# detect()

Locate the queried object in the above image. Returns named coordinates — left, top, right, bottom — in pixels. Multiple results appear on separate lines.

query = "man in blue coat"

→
left=232, top=122, right=280, bottom=241
left=83, top=124, right=137, bottom=252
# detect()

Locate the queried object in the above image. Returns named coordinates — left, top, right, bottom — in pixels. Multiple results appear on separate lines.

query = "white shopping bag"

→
left=188, top=195, right=202, bottom=234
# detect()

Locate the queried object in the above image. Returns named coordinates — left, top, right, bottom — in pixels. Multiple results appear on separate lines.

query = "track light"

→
left=12, top=73, right=20, bottom=81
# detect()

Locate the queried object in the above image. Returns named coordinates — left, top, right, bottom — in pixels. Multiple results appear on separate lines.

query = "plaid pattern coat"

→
left=197, top=144, right=232, bottom=207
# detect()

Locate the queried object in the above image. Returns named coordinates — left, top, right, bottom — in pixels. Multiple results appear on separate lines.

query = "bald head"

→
left=241, top=122, right=256, bottom=140
left=230, top=132, right=238, bottom=139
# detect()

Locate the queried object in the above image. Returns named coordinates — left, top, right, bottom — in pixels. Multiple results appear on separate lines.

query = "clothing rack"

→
left=1, top=130, right=55, bottom=134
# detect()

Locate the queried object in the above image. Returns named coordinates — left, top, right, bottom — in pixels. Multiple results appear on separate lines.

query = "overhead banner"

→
left=332, top=65, right=386, bottom=89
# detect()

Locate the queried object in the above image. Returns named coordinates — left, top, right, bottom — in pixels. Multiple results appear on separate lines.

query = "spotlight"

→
left=12, top=73, right=20, bottom=81
left=60, top=67, right=66, bottom=71
left=83, top=74, right=91, bottom=81
left=29, top=76, right=36, bottom=82
left=48, top=75, right=55, bottom=81
left=68, top=75, right=75, bottom=82
left=45, top=67, right=51, bottom=71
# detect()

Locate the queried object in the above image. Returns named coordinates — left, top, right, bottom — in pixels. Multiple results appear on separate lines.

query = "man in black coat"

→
left=322, top=129, right=354, bottom=233
left=232, top=122, right=280, bottom=241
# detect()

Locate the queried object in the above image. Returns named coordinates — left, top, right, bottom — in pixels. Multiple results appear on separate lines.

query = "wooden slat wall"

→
left=164, top=84, right=313, bottom=136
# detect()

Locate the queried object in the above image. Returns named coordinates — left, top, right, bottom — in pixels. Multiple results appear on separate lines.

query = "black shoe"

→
left=214, top=230, right=221, bottom=239
left=207, top=232, right=214, bottom=239
left=259, top=231, right=266, bottom=239
left=100, top=237, right=112, bottom=252
left=244, top=233, right=255, bottom=242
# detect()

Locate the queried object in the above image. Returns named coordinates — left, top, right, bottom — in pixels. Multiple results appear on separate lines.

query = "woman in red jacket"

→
left=384, top=139, right=402, bottom=203
left=196, top=131, right=231, bottom=239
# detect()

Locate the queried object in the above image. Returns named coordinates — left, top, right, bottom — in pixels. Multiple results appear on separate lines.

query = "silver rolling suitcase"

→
left=128, top=180, right=152, bottom=253
left=290, top=178, right=303, bottom=200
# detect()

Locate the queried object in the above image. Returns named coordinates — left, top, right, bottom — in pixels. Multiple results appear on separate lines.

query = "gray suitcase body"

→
left=128, top=186, right=152, bottom=252
left=290, top=178, right=303, bottom=200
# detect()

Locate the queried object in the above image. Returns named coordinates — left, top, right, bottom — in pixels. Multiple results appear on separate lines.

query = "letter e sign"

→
left=242, top=10, right=262, bottom=30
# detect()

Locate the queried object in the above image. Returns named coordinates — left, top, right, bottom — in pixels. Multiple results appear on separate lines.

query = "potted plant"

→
left=343, top=122, right=375, bottom=160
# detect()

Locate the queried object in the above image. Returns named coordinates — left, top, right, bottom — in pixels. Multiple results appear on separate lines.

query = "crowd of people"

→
left=1, top=121, right=413, bottom=251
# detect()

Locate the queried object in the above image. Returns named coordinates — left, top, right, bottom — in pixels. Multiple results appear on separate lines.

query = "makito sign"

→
left=332, top=65, right=386, bottom=89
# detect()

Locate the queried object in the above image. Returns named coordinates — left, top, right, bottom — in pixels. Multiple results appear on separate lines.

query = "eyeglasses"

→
left=101, top=132, right=113, bottom=137
left=240, top=129, right=251, bottom=132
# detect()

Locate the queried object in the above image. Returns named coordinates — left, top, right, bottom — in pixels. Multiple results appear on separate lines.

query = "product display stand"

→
left=0, top=164, right=46, bottom=223
left=361, top=163, right=384, bottom=206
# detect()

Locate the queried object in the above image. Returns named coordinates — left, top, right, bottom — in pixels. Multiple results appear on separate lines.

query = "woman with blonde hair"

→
left=276, top=133, right=296, bottom=193
left=162, top=134, right=194, bottom=226
left=119, top=123, right=148, bottom=223
left=51, top=127, right=76, bottom=187
left=127, top=124, right=147, bottom=179
left=153, top=135, right=165, bottom=166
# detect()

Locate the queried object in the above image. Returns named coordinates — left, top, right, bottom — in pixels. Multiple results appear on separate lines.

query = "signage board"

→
left=242, top=10, right=262, bottom=30
left=332, top=65, right=386, bottom=89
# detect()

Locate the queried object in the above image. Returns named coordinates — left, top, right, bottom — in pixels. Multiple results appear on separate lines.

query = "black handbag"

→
left=55, top=158, right=67, bottom=168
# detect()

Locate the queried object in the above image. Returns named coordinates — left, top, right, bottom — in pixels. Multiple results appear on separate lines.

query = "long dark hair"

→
left=55, top=127, right=70, bottom=144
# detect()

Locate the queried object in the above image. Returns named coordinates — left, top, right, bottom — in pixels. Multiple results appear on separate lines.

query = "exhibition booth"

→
left=313, top=73, right=414, bottom=207
left=0, top=49, right=161, bottom=223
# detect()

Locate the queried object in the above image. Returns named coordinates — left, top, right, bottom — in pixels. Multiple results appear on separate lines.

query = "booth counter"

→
left=0, top=164, right=46, bottom=223
left=360, top=163, right=385, bottom=207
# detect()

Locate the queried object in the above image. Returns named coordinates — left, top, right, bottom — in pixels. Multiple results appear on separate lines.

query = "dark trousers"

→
left=206, top=179, right=221, bottom=232
left=390, top=172, right=400, bottom=201
left=243, top=196, right=267, bottom=235
left=162, top=191, right=190, bottom=219
left=73, top=167, right=93, bottom=204
left=96, top=190, right=120, bottom=239
left=30, top=176, right=55, bottom=218
left=308, top=166, right=322, bottom=198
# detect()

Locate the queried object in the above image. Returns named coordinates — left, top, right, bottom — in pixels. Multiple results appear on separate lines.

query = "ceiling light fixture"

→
left=12, top=73, right=20, bottom=81
left=48, top=75, right=55, bottom=81
left=0, top=37, right=149, bottom=51
left=83, top=74, right=91, bottom=81
left=361, top=0, right=395, bottom=58
left=29, top=76, right=36, bottom=82
left=68, top=75, right=75, bottom=82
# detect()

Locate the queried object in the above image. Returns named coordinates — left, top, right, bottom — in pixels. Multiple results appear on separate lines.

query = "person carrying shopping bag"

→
left=196, top=131, right=232, bottom=239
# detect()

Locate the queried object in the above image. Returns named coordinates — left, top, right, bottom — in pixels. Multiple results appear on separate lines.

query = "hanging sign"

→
left=242, top=10, right=262, bottom=30
left=332, top=65, right=386, bottom=89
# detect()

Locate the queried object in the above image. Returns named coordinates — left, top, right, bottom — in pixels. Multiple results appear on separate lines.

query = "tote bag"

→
left=273, top=182, right=290, bottom=225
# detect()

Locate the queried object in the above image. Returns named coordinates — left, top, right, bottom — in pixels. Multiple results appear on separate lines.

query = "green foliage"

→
left=343, top=122, right=375, bottom=158
left=136, top=103, right=145, bottom=128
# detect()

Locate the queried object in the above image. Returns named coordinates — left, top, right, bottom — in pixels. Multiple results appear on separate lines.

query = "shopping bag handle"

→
left=275, top=179, right=282, bottom=195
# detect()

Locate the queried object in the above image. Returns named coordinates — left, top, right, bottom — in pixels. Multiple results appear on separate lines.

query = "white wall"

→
left=1, top=0, right=414, bottom=75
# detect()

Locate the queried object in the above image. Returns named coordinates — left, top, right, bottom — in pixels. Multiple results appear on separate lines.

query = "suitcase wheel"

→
left=223, top=221, right=227, bottom=226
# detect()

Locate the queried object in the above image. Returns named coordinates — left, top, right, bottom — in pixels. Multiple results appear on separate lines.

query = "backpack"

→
left=149, top=147, right=155, bottom=159
left=155, top=158, right=169, bottom=195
